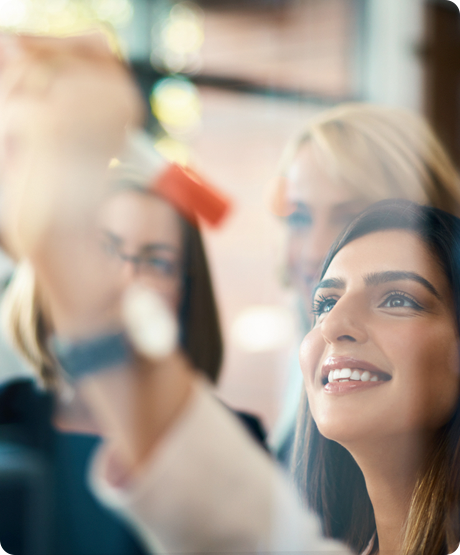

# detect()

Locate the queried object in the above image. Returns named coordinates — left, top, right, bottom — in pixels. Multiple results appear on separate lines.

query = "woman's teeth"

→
left=327, top=368, right=379, bottom=383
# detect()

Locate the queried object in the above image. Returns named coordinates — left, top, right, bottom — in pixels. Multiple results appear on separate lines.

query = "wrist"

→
left=50, top=330, right=134, bottom=382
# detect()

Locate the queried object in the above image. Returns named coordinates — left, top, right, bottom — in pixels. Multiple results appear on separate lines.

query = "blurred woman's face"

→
left=284, top=143, right=370, bottom=317
left=98, top=190, right=183, bottom=310
left=300, top=230, right=460, bottom=446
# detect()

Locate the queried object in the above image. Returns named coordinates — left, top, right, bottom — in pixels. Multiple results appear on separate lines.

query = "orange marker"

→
left=152, top=163, right=232, bottom=227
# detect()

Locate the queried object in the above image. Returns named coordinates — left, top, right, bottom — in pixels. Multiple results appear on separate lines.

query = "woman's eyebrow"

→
left=140, top=244, right=180, bottom=254
left=312, top=277, right=346, bottom=298
left=100, top=230, right=122, bottom=244
left=364, top=271, right=441, bottom=299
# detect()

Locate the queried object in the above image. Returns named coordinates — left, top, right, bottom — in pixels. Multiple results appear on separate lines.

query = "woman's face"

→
left=284, top=143, right=370, bottom=315
left=301, top=230, right=460, bottom=446
left=98, top=189, right=183, bottom=310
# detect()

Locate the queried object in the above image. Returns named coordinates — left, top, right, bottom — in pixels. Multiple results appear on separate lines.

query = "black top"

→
left=0, top=378, right=148, bottom=555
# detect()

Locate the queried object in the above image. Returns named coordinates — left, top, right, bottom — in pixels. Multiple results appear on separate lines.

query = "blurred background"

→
left=2, top=0, right=459, bottom=430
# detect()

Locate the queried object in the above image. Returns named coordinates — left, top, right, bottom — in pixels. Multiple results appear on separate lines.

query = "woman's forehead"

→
left=285, top=143, right=370, bottom=209
left=99, top=189, right=182, bottom=245
left=323, top=230, right=443, bottom=286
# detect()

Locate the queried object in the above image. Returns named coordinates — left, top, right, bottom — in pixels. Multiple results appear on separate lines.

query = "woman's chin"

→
left=314, top=415, right=376, bottom=446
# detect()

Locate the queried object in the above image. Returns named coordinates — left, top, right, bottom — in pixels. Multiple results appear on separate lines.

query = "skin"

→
left=70, top=191, right=194, bottom=475
left=56, top=190, right=187, bottom=436
left=300, top=230, right=460, bottom=554
left=97, top=189, right=184, bottom=310
left=52, top=189, right=194, bottom=466
left=283, top=142, right=371, bottom=316
left=0, top=34, right=143, bottom=259
left=0, top=36, right=195, bottom=474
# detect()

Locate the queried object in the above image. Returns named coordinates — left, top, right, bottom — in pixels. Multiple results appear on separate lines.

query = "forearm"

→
left=77, top=351, right=195, bottom=475
left=90, top=381, right=348, bottom=554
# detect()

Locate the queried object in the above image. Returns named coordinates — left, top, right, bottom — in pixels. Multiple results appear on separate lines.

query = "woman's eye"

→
left=285, top=210, right=312, bottom=229
left=379, top=293, right=422, bottom=310
left=145, top=257, right=177, bottom=276
left=311, top=295, right=337, bottom=316
left=101, top=240, right=118, bottom=257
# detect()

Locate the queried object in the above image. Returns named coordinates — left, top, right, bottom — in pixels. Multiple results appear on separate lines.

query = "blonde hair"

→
left=1, top=260, right=57, bottom=388
left=276, top=103, right=460, bottom=214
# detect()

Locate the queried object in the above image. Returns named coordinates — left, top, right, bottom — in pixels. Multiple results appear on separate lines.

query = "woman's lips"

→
left=321, top=356, right=391, bottom=393
left=324, top=379, right=388, bottom=394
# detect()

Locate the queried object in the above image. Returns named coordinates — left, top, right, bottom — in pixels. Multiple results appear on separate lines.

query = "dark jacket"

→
left=0, top=378, right=148, bottom=555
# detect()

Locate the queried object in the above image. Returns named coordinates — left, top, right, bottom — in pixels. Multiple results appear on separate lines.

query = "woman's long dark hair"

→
left=293, top=200, right=460, bottom=555
left=179, top=217, right=223, bottom=383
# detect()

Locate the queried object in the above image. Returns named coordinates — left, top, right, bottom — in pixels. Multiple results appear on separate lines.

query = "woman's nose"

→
left=320, top=296, right=368, bottom=345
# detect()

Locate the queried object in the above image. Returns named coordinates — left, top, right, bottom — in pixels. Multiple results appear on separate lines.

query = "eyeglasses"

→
left=100, top=233, right=182, bottom=281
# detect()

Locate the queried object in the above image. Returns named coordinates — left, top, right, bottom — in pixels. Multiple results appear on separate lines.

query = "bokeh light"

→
left=90, top=0, right=133, bottom=28
left=152, top=1, right=204, bottom=73
left=231, top=306, right=296, bottom=353
left=45, top=0, right=70, bottom=15
left=0, top=0, right=28, bottom=28
left=151, top=77, right=202, bottom=134
left=154, top=137, right=191, bottom=166
left=163, top=2, right=204, bottom=55
left=0, top=0, right=133, bottom=33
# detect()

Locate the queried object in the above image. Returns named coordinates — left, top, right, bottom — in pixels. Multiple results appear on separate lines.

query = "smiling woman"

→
left=295, top=200, right=460, bottom=555
left=270, top=104, right=460, bottom=467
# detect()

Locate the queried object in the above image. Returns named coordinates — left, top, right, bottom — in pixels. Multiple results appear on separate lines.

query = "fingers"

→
left=0, top=32, right=145, bottom=258
left=0, top=32, right=143, bottom=122
left=0, top=32, right=113, bottom=68
left=16, top=32, right=112, bottom=58
left=0, top=34, right=99, bottom=100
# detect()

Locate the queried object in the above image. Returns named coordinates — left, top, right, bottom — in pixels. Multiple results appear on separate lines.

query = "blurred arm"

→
left=90, top=379, right=348, bottom=554
left=0, top=34, right=350, bottom=555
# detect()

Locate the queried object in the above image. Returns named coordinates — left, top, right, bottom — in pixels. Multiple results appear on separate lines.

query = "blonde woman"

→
left=275, top=102, right=460, bottom=317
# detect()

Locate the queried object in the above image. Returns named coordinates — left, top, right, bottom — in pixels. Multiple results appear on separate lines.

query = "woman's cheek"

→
left=299, top=326, right=325, bottom=392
